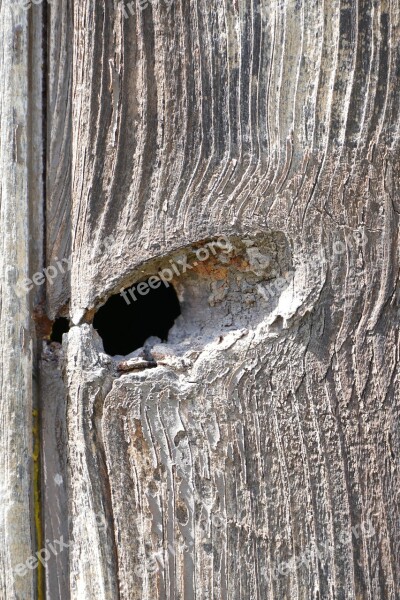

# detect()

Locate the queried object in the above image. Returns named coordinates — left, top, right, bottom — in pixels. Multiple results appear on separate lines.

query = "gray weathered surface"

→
left=28, top=0, right=400, bottom=598
left=46, top=0, right=72, bottom=319
left=0, top=2, right=39, bottom=598
left=40, top=344, right=69, bottom=600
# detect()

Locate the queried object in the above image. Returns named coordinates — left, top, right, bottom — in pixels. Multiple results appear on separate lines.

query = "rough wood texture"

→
left=46, top=0, right=72, bottom=319
left=0, top=2, right=38, bottom=598
left=45, top=0, right=400, bottom=598
left=40, top=344, right=69, bottom=600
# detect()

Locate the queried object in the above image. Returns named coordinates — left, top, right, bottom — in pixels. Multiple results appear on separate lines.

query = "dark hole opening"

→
left=93, top=279, right=181, bottom=356
left=50, top=317, right=70, bottom=343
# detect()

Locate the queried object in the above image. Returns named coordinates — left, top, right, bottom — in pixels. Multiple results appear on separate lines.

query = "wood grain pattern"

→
left=43, top=0, right=400, bottom=598
left=40, top=344, right=69, bottom=600
left=0, top=1, right=41, bottom=597
left=46, top=0, right=72, bottom=319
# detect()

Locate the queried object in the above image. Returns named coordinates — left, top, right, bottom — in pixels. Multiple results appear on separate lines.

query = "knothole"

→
left=93, top=278, right=181, bottom=356
left=50, top=317, right=70, bottom=343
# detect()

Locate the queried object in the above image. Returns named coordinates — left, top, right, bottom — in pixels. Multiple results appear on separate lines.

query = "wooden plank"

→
left=46, top=0, right=72, bottom=319
left=40, top=348, right=69, bottom=600
left=47, top=0, right=400, bottom=598
left=0, top=1, right=41, bottom=597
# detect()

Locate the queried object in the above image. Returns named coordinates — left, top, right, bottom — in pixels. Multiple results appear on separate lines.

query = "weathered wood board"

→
left=2, top=0, right=400, bottom=598
left=0, top=1, right=43, bottom=598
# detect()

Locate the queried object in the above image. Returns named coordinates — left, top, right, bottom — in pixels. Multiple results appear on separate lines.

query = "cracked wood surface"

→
left=42, top=0, right=400, bottom=598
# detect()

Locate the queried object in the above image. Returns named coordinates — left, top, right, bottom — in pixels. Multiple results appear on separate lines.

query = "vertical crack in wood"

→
left=31, top=3, right=47, bottom=598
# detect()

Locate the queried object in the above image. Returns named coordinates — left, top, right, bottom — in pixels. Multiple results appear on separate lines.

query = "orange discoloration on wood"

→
left=33, top=305, right=53, bottom=340
left=180, top=254, right=251, bottom=282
